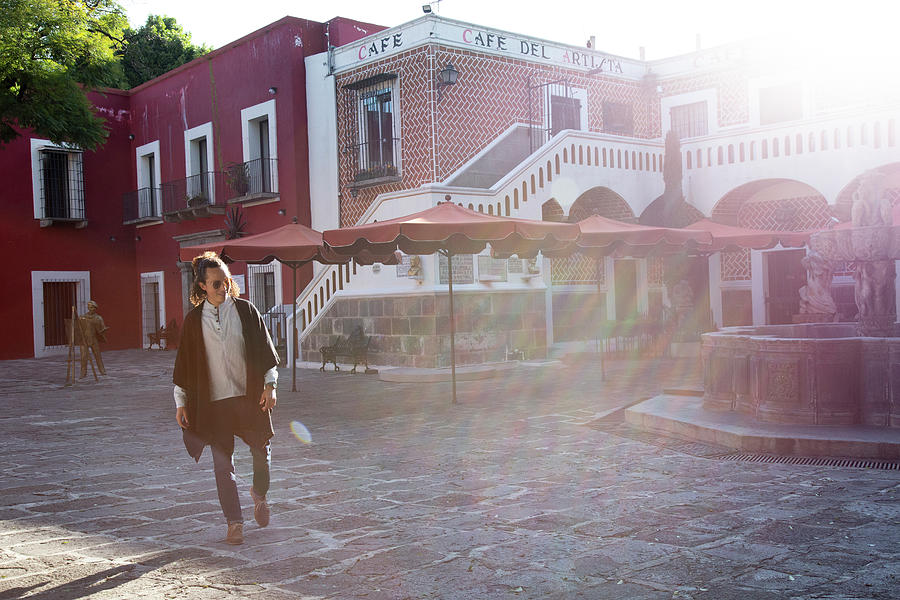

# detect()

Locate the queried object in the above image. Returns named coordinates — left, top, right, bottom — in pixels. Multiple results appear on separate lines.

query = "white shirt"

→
left=174, top=296, right=277, bottom=407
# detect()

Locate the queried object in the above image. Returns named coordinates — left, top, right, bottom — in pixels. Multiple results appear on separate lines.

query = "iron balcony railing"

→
left=348, top=138, right=401, bottom=183
left=161, top=171, right=217, bottom=214
left=223, top=157, right=279, bottom=200
left=122, top=187, right=161, bottom=223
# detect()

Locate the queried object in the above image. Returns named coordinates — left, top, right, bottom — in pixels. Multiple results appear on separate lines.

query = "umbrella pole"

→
left=447, top=251, right=457, bottom=404
left=292, top=264, right=298, bottom=393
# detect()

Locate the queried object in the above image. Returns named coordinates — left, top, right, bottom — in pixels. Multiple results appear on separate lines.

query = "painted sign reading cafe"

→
left=352, top=19, right=628, bottom=76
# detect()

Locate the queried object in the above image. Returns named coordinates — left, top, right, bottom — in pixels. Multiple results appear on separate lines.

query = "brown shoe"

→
left=225, top=522, right=243, bottom=545
left=250, top=487, right=270, bottom=528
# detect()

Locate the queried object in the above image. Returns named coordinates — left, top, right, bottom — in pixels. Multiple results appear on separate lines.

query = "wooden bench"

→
left=148, top=319, right=179, bottom=350
left=319, top=326, right=371, bottom=373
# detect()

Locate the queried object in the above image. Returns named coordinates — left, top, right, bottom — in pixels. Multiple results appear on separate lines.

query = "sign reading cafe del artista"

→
left=345, top=16, right=636, bottom=77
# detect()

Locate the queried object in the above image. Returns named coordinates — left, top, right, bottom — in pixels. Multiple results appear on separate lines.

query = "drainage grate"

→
left=721, top=454, right=900, bottom=470
left=586, top=416, right=900, bottom=471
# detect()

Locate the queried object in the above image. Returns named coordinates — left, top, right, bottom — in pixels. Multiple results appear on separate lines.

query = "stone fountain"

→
left=702, top=171, right=900, bottom=428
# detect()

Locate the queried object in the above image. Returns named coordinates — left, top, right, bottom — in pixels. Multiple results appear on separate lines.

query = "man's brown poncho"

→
left=173, top=298, right=279, bottom=461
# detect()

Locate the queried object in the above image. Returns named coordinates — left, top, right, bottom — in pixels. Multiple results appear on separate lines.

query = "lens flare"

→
left=290, top=420, right=312, bottom=444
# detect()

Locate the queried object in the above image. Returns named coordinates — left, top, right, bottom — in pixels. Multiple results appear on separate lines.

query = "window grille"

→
left=670, top=101, right=708, bottom=139
left=39, top=149, right=85, bottom=220
left=343, top=74, right=401, bottom=182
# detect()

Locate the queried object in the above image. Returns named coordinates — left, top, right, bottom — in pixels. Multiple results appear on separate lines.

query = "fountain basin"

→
left=702, top=323, right=900, bottom=428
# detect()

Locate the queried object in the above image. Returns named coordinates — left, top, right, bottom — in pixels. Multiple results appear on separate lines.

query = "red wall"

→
left=0, top=90, right=140, bottom=359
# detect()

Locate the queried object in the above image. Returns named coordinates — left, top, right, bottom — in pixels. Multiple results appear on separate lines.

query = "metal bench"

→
left=319, top=326, right=371, bottom=373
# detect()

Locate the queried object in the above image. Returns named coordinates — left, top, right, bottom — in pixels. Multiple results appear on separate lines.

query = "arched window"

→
left=761, top=139, right=768, bottom=159
left=772, top=137, right=779, bottom=157
left=739, top=142, right=745, bottom=162
left=586, top=146, right=592, bottom=166
left=808, top=133, right=815, bottom=152
left=602, top=148, right=607, bottom=167
left=488, top=204, right=494, bottom=215
left=645, top=152, right=650, bottom=170
left=750, top=141, right=756, bottom=160
left=563, top=148, right=568, bottom=163
left=653, top=154, right=657, bottom=171
left=468, top=203, right=474, bottom=210
left=522, top=181, right=528, bottom=202
left=696, top=149, right=702, bottom=166
left=594, top=147, right=599, bottom=165
left=617, top=149, right=622, bottom=168
left=625, top=151, right=629, bottom=169
left=530, top=174, right=536, bottom=194
left=539, top=168, right=544, bottom=188
left=505, top=196, right=510, bottom=215
left=707, top=148, right=712, bottom=166
left=478, top=203, right=485, bottom=213
left=717, top=146, right=723, bottom=165
left=555, top=155, right=560, bottom=174
left=795, top=134, right=803, bottom=154
left=512, top=190, right=518, bottom=210
left=727, top=144, right=734, bottom=164
left=686, top=151, right=692, bottom=169
left=497, top=202, right=502, bottom=215
left=547, top=160, right=553, bottom=181
left=579, top=145, right=584, bottom=164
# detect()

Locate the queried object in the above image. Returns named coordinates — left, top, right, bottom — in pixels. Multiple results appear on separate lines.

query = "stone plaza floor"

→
left=1, top=349, right=898, bottom=599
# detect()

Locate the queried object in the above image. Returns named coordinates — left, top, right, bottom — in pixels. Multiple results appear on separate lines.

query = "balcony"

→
left=161, top=172, right=226, bottom=223
left=223, top=158, right=279, bottom=205
left=122, top=187, right=162, bottom=225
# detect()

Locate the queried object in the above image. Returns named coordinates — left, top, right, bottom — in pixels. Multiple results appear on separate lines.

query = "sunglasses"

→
left=206, top=279, right=228, bottom=290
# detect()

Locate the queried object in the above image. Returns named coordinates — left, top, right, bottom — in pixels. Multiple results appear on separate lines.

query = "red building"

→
left=1, top=16, right=383, bottom=359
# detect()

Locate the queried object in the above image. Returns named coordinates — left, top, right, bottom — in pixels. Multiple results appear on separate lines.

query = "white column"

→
left=708, top=252, right=723, bottom=328
left=751, top=249, right=766, bottom=325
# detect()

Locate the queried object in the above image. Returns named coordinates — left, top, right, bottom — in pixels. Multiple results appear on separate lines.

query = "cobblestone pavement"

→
left=1, top=350, right=899, bottom=599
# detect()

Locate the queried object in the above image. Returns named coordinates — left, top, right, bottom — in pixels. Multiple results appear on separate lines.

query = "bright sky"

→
left=118, top=0, right=897, bottom=61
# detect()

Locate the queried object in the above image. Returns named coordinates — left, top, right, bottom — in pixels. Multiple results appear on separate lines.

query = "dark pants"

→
left=209, top=396, right=272, bottom=524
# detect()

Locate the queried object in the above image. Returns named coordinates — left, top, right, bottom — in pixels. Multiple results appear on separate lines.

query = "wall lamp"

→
left=268, top=87, right=277, bottom=95
left=422, top=4, right=432, bottom=12
left=277, top=208, right=286, bottom=215
left=128, top=134, right=135, bottom=140
left=435, top=62, right=459, bottom=102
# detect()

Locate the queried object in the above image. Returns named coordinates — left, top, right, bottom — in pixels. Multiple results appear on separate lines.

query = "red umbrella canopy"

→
left=684, top=219, right=810, bottom=252
left=179, top=222, right=397, bottom=266
left=546, top=214, right=714, bottom=258
left=323, top=202, right=580, bottom=257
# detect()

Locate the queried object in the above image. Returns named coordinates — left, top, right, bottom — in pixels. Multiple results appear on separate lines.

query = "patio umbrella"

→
left=684, top=219, right=811, bottom=252
left=179, top=221, right=396, bottom=393
left=323, top=202, right=580, bottom=403
left=545, top=214, right=714, bottom=258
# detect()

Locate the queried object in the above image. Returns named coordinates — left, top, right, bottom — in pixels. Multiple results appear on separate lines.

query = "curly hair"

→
left=189, top=252, right=238, bottom=307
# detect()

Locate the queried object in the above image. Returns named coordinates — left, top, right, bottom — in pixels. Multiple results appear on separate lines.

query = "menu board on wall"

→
left=507, top=257, right=523, bottom=273
left=396, top=254, right=411, bottom=277
left=438, top=254, right=474, bottom=285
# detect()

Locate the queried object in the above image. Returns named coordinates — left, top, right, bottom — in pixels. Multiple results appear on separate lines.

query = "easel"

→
left=65, top=306, right=98, bottom=385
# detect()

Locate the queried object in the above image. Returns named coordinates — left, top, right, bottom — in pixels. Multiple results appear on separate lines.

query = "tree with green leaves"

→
left=119, top=15, right=210, bottom=89
left=0, top=0, right=128, bottom=150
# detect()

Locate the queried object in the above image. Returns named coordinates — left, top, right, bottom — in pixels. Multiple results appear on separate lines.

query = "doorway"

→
left=765, top=249, right=806, bottom=324
left=141, top=271, right=165, bottom=348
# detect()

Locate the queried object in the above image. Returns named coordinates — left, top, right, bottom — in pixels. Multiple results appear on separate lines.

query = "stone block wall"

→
left=301, top=290, right=547, bottom=368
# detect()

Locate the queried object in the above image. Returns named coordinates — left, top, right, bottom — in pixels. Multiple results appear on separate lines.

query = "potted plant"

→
left=226, top=162, right=251, bottom=195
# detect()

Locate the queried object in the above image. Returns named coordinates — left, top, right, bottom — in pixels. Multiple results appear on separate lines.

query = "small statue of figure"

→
left=407, top=255, right=423, bottom=279
left=671, top=279, right=694, bottom=311
left=850, top=171, right=892, bottom=228
left=79, top=300, right=108, bottom=377
left=799, top=251, right=837, bottom=317
left=854, top=260, right=897, bottom=318
left=526, top=257, right=540, bottom=274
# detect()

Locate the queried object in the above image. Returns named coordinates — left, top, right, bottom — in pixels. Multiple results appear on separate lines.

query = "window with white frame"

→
left=184, top=122, right=214, bottom=204
left=30, top=139, right=85, bottom=221
left=248, top=262, right=281, bottom=314
left=344, top=74, right=401, bottom=182
left=602, top=101, right=634, bottom=135
left=135, top=141, right=161, bottom=217
left=240, top=100, right=278, bottom=196
left=31, top=270, right=90, bottom=355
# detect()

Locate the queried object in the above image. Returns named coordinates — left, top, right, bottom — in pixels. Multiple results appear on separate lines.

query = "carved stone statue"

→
left=798, top=251, right=836, bottom=317
left=850, top=171, right=892, bottom=228
left=79, top=300, right=108, bottom=377
left=854, top=260, right=896, bottom=318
